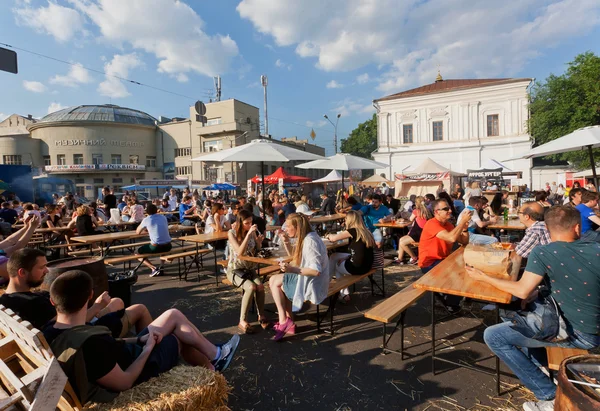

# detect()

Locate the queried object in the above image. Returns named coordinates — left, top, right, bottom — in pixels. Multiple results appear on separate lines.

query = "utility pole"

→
left=261, top=75, right=269, bottom=137
left=324, top=113, right=341, bottom=153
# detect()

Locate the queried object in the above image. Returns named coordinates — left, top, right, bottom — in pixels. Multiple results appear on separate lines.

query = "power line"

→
left=1, top=42, right=198, bottom=101
left=2, top=42, right=353, bottom=138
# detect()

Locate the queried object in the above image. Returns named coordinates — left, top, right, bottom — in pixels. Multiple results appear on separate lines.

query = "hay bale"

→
left=84, top=365, right=230, bottom=411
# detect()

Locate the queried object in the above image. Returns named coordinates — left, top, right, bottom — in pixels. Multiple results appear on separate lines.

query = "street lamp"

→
left=323, top=113, right=341, bottom=153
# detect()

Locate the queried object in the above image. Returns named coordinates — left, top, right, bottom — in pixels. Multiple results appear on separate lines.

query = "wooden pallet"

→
left=0, top=305, right=81, bottom=410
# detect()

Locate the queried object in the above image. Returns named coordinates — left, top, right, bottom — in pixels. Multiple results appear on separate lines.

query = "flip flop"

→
left=237, top=323, right=256, bottom=334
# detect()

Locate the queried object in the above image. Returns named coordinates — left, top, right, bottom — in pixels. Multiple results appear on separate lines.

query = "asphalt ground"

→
left=122, top=254, right=535, bottom=411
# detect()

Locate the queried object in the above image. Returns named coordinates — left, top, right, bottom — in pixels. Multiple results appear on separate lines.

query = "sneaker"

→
left=273, top=317, right=296, bottom=342
left=481, top=304, right=497, bottom=311
left=522, top=399, right=554, bottom=411
left=213, top=334, right=240, bottom=372
left=149, top=268, right=162, bottom=277
left=408, top=258, right=418, bottom=265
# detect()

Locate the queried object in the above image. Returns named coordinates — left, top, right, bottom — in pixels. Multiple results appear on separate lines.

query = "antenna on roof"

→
left=213, top=76, right=221, bottom=101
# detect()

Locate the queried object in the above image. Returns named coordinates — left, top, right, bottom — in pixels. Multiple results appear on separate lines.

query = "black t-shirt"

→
left=457, top=188, right=465, bottom=200
left=42, top=214, right=61, bottom=228
left=0, top=291, right=56, bottom=330
left=0, top=208, right=18, bottom=225
left=76, top=214, right=95, bottom=235
left=44, top=326, right=133, bottom=382
left=103, top=194, right=117, bottom=212
left=344, top=228, right=374, bottom=275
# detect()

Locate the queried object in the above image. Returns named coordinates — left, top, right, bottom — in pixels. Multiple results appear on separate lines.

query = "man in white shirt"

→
left=168, top=189, right=178, bottom=211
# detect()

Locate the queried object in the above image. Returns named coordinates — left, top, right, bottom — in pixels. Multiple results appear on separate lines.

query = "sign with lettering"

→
left=54, top=139, right=144, bottom=147
left=395, top=172, right=450, bottom=181
left=45, top=164, right=145, bottom=172
left=466, top=168, right=503, bottom=178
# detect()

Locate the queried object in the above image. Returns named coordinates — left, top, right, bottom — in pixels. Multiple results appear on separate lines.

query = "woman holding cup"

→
left=270, top=213, right=330, bottom=341
left=226, top=209, right=267, bottom=333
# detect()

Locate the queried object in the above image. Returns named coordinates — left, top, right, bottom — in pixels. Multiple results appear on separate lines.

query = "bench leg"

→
left=367, top=275, right=385, bottom=297
left=381, top=267, right=385, bottom=297
left=381, top=311, right=406, bottom=358
left=431, top=291, right=436, bottom=375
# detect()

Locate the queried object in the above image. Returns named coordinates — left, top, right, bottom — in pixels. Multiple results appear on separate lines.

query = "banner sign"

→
left=395, top=172, right=450, bottom=181
left=136, top=179, right=174, bottom=186
left=45, top=164, right=145, bottom=172
left=466, top=168, right=503, bottom=178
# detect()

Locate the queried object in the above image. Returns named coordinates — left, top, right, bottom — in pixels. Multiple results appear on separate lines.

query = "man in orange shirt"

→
left=418, top=199, right=472, bottom=312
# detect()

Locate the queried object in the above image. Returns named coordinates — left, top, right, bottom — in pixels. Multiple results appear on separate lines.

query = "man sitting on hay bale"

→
left=0, top=248, right=151, bottom=338
left=44, top=270, right=239, bottom=404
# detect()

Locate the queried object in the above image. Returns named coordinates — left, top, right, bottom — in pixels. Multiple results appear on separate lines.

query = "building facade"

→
left=372, top=76, right=534, bottom=187
left=159, top=99, right=326, bottom=185
left=0, top=101, right=326, bottom=198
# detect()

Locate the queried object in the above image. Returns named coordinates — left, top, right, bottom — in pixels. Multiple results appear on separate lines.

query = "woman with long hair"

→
left=535, top=191, right=552, bottom=208
left=394, top=196, right=432, bottom=265
left=271, top=213, right=330, bottom=341
left=204, top=203, right=231, bottom=234
left=489, top=192, right=506, bottom=217
left=226, top=210, right=267, bottom=333
left=464, top=181, right=482, bottom=204
left=67, top=205, right=100, bottom=236
left=325, top=211, right=375, bottom=303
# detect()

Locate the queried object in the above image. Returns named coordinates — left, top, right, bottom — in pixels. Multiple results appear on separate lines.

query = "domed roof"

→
left=39, top=104, right=157, bottom=127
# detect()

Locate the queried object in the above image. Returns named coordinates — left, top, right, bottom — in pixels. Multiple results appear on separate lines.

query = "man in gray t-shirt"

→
left=136, top=204, right=172, bottom=277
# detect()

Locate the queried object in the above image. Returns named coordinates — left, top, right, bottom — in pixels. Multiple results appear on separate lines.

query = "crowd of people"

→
left=0, top=177, right=598, bottom=410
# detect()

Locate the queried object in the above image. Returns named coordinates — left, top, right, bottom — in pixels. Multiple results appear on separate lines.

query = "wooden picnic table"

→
left=487, top=218, right=526, bottom=231
left=374, top=220, right=412, bottom=229
left=237, top=238, right=350, bottom=266
left=182, top=232, right=230, bottom=285
left=413, top=247, right=519, bottom=394
left=309, top=214, right=346, bottom=224
left=69, top=231, right=146, bottom=256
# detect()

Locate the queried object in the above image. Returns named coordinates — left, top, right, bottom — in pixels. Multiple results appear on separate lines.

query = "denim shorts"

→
left=283, top=273, right=299, bottom=300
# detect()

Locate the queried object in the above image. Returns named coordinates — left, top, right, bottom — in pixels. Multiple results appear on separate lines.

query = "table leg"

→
left=213, top=244, right=219, bottom=286
left=431, top=291, right=436, bottom=375
left=496, top=306, right=501, bottom=395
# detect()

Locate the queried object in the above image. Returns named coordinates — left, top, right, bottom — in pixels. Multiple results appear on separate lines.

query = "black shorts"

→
left=95, top=309, right=126, bottom=338
left=126, top=328, right=180, bottom=386
left=137, top=243, right=172, bottom=254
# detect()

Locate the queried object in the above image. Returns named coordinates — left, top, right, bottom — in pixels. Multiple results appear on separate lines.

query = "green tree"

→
left=528, top=52, right=600, bottom=168
left=340, top=113, right=377, bottom=159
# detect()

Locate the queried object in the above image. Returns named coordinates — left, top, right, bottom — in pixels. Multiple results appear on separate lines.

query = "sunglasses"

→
left=435, top=207, right=450, bottom=212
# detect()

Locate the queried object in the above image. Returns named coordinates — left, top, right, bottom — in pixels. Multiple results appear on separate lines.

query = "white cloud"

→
left=305, top=120, right=328, bottom=128
left=275, top=59, right=292, bottom=70
left=50, top=63, right=93, bottom=87
left=23, top=80, right=47, bottom=93
left=238, top=0, right=600, bottom=94
left=47, top=102, right=67, bottom=114
left=68, top=0, right=239, bottom=80
left=98, top=53, right=142, bottom=98
left=326, top=80, right=344, bottom=89
left=13, top=1, right=86, bottom=42
left=331, top=98, right=374, bottom=117
left=356, top=73, right=370, bottom=84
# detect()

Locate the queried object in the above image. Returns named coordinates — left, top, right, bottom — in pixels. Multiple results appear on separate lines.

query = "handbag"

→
left=232, top=268, right=254, bottom=282
left=501, top=290, right=569, bottom=343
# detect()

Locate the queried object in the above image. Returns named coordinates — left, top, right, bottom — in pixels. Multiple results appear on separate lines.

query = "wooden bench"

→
left=364, top=285, right=427, bottom=357
left=315, top=262, right=390, bottom=335
left=104, top=245, right=197, bottom=274
left=160, top=249, right=212, bottom=281
left=546, top=346, right=589, bottom=376
left=216, top=260, right=280, bottom=285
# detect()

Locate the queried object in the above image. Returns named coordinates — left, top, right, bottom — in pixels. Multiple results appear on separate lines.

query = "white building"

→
left=372, top=74, right=534, bottom=187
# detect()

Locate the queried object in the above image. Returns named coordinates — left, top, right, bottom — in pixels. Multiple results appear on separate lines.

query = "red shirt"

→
left=418, top=218, right=455, bottom=268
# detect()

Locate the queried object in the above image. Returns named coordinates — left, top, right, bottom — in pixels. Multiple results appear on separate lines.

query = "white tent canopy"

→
left=481, top=159, right=514, bottom=173
left=406, top=157, right=452, bottom=174
left=312, top=170, right=343, bottom=183
left=295, top=153, right=388, bottom=171
left=361, top=174, right=392, bottom=186
left=191, top=138, right=325, bottom=163
left=507, top=126, right=600, bottom=159
left=573, top=168, right=600, bottom=178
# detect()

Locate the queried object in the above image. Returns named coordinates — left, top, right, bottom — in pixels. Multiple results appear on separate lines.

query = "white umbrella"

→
left=296, top=153, right=389, bottom=205
left=191, top=138, right=325, bottom=209
left=312, top=170, right=343, bottom=183
left=507, top=125, right=600, bottom=185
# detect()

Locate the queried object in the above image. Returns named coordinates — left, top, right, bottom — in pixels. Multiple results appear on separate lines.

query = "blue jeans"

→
left=484, top=320, right=600, bottom=400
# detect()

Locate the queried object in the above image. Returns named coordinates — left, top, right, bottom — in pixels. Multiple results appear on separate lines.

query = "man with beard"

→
left=0, top=249, right=152, bottom=336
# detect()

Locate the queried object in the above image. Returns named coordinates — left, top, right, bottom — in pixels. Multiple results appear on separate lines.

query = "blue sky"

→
left=1, top=0, right=600, bottom=155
